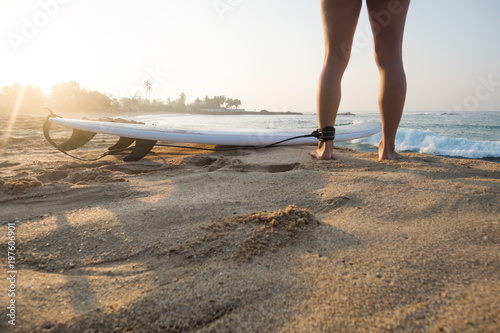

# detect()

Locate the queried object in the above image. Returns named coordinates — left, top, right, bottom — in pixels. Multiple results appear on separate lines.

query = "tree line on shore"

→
left=0, top=81, right=242, bottom=114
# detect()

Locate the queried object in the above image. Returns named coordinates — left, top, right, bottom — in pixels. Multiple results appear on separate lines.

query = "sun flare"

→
left=0, top=85, right=25, bottom=154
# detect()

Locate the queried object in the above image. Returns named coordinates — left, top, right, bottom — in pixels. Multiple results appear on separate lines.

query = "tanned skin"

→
left=311, top=0, right=410, bottom=160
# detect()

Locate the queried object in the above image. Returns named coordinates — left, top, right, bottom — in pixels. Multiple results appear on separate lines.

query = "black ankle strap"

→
left=312, top=126, right=335, bottom=142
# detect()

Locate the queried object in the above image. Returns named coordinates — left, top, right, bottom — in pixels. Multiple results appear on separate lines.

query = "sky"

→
left=1, top=0, right=499, bottom=113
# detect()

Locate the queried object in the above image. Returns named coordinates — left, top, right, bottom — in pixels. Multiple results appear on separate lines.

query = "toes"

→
left=309, top=150, right=321, bottom=160
left=378, top=152, right=405, bottom=161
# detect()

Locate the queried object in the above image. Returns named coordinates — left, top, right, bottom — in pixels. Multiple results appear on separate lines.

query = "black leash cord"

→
left=155, top=133, right=317, bottom=152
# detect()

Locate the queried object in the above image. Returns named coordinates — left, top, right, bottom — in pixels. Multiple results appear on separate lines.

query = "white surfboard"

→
left=49, top=118, right=381, bottom=146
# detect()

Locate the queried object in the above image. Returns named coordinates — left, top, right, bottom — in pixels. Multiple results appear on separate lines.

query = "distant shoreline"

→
left=190, top=110, right=303, bottom=116
left=102, top=109, right=306, bottom=117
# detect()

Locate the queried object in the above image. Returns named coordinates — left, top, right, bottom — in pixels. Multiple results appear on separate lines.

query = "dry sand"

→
left=0, top=113, right=499, bottom=332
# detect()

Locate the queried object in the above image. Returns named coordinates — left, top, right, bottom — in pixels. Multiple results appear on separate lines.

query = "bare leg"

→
left=367, top=0, right=410, bottom=160
left=311, top=0, right=362, bottom=160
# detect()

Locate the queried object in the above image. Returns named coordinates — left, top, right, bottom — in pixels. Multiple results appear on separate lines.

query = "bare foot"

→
left=310, top=141, right=334, bottom=160
left=378, top=151, right=404, bottom=160
left=378, top=141, right=404, bottom=160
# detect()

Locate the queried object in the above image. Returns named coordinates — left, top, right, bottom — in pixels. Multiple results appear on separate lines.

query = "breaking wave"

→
left=355, top=128, right=500, bottom=159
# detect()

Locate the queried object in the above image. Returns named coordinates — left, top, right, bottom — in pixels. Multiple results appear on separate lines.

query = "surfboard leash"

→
left=153, top=127, right=334, bottom=151
left=43, top=110, right=134, bottom=161
left=154, top=133, right=322, bottom=152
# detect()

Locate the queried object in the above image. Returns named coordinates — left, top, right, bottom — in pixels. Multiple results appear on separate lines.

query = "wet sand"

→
left=0, top=113, right=499, bottom=332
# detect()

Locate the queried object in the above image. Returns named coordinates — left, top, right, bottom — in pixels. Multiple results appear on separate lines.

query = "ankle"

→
left=379, top=138, right=395, bottom=152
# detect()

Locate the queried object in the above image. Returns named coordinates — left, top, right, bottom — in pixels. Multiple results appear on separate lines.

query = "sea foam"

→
left=355, top=128, right=500, bottom=159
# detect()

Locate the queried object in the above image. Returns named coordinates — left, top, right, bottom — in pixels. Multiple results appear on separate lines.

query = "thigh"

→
left=321, top=0, right=362, bottom=60
left=366, top=0, right=410, bottom=62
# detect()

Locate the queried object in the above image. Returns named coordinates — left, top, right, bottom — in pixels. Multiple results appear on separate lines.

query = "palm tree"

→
left=144, top=80, right=152, bottom=102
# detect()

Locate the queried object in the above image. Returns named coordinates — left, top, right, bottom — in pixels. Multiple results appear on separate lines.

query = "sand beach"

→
left=0, top=113, right=499, bottom=332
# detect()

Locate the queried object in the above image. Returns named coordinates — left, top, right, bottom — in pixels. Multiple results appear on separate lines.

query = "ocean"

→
left=128, top=111, right=500, bottom=162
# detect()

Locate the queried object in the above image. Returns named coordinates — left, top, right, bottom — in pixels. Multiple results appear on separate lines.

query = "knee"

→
left=324, top=46, right=351, bottom=71
left=374, top=49, right=403, bottom=69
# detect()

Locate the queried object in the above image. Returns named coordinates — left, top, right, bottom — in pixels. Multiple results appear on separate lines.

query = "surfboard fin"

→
left=107, top=137, right=157, bottom=161
left=56, top=129, right=97, bottom=151
left=123, top=139, right=157, bottom=162
left=108, top=137, right=136, bottom=151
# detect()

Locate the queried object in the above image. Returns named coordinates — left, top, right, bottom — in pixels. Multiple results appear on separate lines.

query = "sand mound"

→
left=170, top=205, right=321, bottom=262
left=0, top=177, right=43, bottom=195
left=29, top=206, right=324, bottom=333
left=0, top=167, right=126, bottom=196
